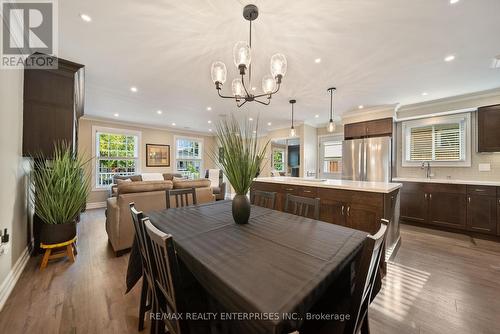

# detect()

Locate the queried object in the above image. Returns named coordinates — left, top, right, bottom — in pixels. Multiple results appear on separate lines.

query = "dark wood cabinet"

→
left=427, top=186, right=467, bottom=230
left=23, top=55, right=85, bottom=158
left=400, top=182, right=428, bottom=223
left=477, top=105, right=500, bottom=152
left=251, top=182, right=391, bottom=235
left=466, top=186, right=497, bottom=235
left=344, top=117, right=393, bottom=140
left=400, top=182, right=500, bottom=238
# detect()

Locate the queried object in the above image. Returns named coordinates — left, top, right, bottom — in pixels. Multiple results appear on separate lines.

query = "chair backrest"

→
left=166, top=187, right=197, bottom=209
left=251, top=190, right=277, bottom=210
left=284, top=194, right=320, bottom=220
left=129, top=203, right=155, bottom=289
left=345, top=219, right=388, bottom=334
left=144, top=218, right=183, bottom=334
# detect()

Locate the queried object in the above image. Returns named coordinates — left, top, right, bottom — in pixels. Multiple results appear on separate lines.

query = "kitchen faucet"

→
left=421, top=161, right=431, bottom=178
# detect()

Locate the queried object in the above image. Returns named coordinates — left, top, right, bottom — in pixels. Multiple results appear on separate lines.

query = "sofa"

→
left=106, top=174, right=214, bottom=255
left=204, top=169, right=227, bottom=201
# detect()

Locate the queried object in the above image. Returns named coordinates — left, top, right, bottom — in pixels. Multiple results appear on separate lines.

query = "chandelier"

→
left=210, top=4, right=287, bottom=107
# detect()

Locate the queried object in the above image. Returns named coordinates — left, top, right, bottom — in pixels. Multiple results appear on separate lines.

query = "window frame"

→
left=91, top=126, right=142, bottom=190
left=174, top=135, right=204, bottom=179
left=272, top=148, right=286, bottom=172
left=401, top=113, right=471, bottom=167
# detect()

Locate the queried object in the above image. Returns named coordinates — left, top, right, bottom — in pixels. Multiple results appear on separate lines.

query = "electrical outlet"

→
left=478, top=163, right=491, bottom=172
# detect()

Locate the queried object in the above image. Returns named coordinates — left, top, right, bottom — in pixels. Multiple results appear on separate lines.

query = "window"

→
left=175, top=137, right=203, bottom=179
left=402, top=113, right=471, bottom=167
left=272, top=148, right=285, bottom=172
left=322, top=140, right=343, bottom=174
left=94, top=127, right=140, bottom=188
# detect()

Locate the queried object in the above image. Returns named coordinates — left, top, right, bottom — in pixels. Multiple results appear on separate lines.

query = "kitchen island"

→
left=251, top=177, right=402, bottom=258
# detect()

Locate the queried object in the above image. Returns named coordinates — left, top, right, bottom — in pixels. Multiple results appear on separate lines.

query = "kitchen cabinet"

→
left=400, top=181, right=500, bottom=238
left=477, top=105, right=500, bottom=152
left=344, top=117, right=393, bottom=139
left=466, top=186, right=497, bottom=235
left=400, top=182, right=428, bottom=223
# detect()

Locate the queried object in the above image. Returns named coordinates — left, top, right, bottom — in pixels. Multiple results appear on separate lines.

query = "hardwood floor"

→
left=0, top=210, right=499, bottom=334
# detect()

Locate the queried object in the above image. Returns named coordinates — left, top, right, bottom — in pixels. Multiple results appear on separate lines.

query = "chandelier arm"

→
left=217, top=89, right=237, bottom=99
left=254, top=98, right=271, bottom=106
left=237, top=99, right=248, bottom=108
left=254, top=82, right=281, bottom=99
left=240, top=74, right=251, bottom=97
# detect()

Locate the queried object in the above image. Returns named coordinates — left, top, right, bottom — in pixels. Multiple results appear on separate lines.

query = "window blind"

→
left=409, top=122, right=462, bottom=161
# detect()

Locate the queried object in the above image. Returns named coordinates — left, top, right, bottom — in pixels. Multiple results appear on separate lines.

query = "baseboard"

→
left=0, top=246, right=31, bottom=312
left=86, top=201, right=106, bottom=210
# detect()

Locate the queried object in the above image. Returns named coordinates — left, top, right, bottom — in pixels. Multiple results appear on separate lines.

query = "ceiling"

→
left=59, top=0, right=500, bottom=133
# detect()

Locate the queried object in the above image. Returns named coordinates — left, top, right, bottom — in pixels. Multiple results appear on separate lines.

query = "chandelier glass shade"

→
left=289, top=99, right=296, bottom=137
left=210, top=4, right=287, bottom=107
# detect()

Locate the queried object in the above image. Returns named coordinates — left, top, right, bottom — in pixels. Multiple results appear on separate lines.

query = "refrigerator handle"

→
left=362, top=140, right=368, bottom=181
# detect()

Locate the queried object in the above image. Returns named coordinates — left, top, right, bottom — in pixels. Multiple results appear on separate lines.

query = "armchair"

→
left=205, top=169, right=226, bottom=201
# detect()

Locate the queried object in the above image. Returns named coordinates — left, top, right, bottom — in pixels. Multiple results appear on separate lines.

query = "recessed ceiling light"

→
left=422, top=92, right=429, bottom=96
left=156, top=110, right=162, bottom=115
left=249, top=117, right=253, bottom=121
left=113, top=113, right=119, bottom=117
left=253, top=130, right=257, bottom=134
left=171, top=122, right=176, bottom=126
left=80, top=13, right=92, bottom=22
left=208, top=120, right=212, bottom=124
left=130, top=86, right=138, bottom=93
left=314, top=58, right=321, bottom=64
left=358, top=105, right=364, bottom=109
left=209, top=128, right=213, bottom=132
left=444, top=55, right=456, bottom=62
left=267, top=122, right=272, bottom=126
left=206, top=106, right=212, bottom=111
left=314, top=114, right=319, bottom=118
left=449, top=0, right=459, bottom=4
left=251, top=87, right=256, bottom=91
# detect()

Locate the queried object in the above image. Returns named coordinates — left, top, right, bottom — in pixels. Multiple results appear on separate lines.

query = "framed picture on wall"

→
left=146, top=144, right=170, bottom=167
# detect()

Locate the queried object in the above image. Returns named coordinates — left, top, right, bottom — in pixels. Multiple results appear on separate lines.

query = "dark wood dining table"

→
left=126, top=200, right=367, bottom=334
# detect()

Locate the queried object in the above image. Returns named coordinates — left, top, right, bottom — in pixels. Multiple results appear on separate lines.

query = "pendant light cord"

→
left=248, top=19, right=252, bottom=88
left=291, top=102, right=294, bottom=128
left=330, top=89, right=333, bottom=121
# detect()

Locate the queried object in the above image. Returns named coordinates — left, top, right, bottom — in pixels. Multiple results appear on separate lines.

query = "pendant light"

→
left=327, top=87, right=336, bottom=133
left=289, top=99, right=296, bottom=137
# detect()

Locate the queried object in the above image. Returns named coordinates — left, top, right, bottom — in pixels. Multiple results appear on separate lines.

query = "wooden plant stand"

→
left=40, top=237, right=77, bottom=270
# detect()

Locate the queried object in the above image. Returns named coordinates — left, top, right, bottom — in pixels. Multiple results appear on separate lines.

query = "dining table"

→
left=126, top=200, right=367, bottom=334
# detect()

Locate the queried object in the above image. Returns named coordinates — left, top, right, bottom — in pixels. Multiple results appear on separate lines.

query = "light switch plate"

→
left=478, top=163, right=491, bottom=172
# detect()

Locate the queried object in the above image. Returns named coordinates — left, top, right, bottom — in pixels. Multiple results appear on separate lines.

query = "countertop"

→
left=254, top=177, right=402, bottom=193
left=393, top=177, right=500, bottom=187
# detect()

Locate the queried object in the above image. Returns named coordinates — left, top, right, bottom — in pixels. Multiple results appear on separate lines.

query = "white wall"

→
left=0, top=67, right=30, bottom=299
left=301, top=124, right=318, bottom=176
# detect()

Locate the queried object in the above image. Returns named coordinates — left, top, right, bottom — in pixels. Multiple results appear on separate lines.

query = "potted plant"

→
left=212, top=116, right=269, bottom=224
left=30, top=142, right=91, bottom=244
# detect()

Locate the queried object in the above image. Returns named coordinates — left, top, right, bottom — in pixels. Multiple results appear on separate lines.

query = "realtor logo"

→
left=1, top=0, right=58, bottom=69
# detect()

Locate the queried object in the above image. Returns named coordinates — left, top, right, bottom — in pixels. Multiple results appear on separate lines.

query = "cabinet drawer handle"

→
left=303, top=190, right=312, bottom=193
left=468, top=196, right=471, bottom=203
left=347, top=206, right=351, bottom=216
left=429, top=194, right=432, bottom=200
left=341, top=205, right=345, bottom=216
left=474, top=189, right=486, bottom=192
left=284, top=188, right=294, bottom=191
left=424, top=193, right=428, bottom=199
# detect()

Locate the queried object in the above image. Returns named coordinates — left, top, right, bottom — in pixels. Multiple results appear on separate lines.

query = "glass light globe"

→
left=233, top=41, right=251, bottom=68
left=327, top=120, right=336, bottom=133
left=211, top=61, right=227, bottom=84
left=261, top=75, right=276, bottom=94
left=290, top=127, right=296, bottom=137
left=232, top=78, right=244, bottom=97
left=270, top=53, right=287, bottom=78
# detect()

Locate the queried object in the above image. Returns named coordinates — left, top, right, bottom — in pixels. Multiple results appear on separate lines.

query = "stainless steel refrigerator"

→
left=342, top=136, right=392, bottom=182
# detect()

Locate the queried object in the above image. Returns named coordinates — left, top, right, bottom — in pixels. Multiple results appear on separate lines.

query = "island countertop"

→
left=253, top=177, right=402, bottom=194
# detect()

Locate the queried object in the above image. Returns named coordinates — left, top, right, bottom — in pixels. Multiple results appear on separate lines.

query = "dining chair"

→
left=251, top=190, right=277, bottom=209
left=344, top=219, right=388, bottom=334
left=166, top=187, right=197, bottom=209
left=284, top=193, right=320, bottom=220
left=129, top=203, right=154, bottom=331
left=143, top=217, right=185, bottom=334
